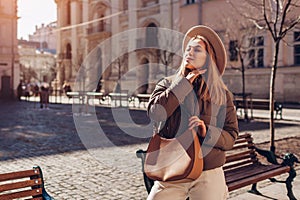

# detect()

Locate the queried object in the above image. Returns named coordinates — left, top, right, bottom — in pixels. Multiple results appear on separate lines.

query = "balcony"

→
left=86, top=23, right=111, bottom=35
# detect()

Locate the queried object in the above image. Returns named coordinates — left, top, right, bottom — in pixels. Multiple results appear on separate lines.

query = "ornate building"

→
left=55, top=0, right=180, bottom=94
left=28, top=22, right=57, bottom=54
left=0, top=0, right=19, bottom=99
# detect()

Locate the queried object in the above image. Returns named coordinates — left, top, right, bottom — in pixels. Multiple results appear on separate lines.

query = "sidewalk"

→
left=0, top=100, right=299, bottom=199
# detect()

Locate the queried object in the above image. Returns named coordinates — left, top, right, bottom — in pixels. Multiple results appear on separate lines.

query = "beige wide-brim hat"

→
left=182, top=25, right=227, bottom=75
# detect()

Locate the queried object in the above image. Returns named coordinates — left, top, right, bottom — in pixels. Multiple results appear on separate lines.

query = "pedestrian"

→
left=40, top=85, right=49, bottom=109
left=146, top=25, right=239, bottom=200
left=63, top=81, right=72, bottom=98
left=17, top=81, right=23, bottom=101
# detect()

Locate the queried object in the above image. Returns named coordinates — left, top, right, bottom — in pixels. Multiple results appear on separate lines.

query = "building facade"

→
left=18, top=40, right=56, bottom=85
left=55, top=0, right=181, bottom=94
left=55, top=0, right=300, bottom=102
left=28, top=22, right=57, bottom=54
left=0, top=0, right=19, bottom=99
left=18, top=21, right=57, bottom=88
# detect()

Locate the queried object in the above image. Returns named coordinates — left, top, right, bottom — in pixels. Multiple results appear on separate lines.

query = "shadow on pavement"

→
left=238, top=118, right=300, bottom=132
left=0, top=101, right=150, bottom=161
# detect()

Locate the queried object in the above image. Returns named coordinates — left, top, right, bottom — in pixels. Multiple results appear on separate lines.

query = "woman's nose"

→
left=188, top=49, right=193, bottom=56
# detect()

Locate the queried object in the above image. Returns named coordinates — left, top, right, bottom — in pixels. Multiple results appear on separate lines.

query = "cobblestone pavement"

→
left=0, top=100, right=299, bottom=199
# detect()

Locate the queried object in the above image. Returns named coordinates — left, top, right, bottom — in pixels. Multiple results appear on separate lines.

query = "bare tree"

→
left=229, top=0, right=300, bottom=152
left=223, top=16, right=258, bottom=120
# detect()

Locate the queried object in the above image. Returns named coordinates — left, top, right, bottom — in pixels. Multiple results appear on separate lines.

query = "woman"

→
left=146, top=25, right=239, bottom=200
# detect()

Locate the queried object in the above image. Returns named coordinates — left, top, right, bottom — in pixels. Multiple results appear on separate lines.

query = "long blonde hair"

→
left=177, top=35, right=228, bottom=105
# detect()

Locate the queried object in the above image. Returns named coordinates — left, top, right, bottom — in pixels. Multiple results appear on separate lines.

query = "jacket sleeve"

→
left=147, top=75, right=193, bottom=122
left=202, top=91, right=239, bottom=151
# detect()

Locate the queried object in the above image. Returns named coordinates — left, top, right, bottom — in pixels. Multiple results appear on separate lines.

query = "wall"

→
left=223, top=66, right=300, bottom=103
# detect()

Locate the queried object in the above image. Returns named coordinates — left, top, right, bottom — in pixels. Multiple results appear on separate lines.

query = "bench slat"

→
left=0, top=169, right=40, bottom=182
left=0, top=178, right=42, bottom=192
left=225, top=150, right=255, bottom=163
left=227, top=165, right=290, bottom=191
left=0, top=188, right=43, bottom=199
left=223, top=160, right=256, bottom=170
left=231, top=143, right=254, bottom=150
left=225, top=164, right=284, bottom=182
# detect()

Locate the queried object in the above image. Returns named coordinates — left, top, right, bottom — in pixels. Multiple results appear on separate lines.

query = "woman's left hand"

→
left=188, top=116, right=207, bottom=137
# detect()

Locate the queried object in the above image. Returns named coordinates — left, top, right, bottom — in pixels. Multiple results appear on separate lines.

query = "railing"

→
left=86, top=23, right=111, bottom=35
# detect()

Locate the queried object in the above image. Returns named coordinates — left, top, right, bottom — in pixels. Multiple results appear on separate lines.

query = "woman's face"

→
left=184, top=38, right=207, bottom=70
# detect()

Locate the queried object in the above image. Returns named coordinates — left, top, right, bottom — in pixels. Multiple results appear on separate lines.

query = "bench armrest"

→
left=254, top=146, right=279, bottom=165
left=43, top=189, right=55, bottom=200
left=33, top=166, right=55, bottom=200
left=255, top=147, right=300, bottom=167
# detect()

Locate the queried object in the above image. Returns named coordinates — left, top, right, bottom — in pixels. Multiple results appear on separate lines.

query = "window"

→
left=67, top=0, right=71, bottom=25
left=248, top=36, right=264, bottom=68
left=229, top=40, right=238, bottom=61
left=294, top=32, right=300, bottom=65
left=186, top=0, right=196, bottom=4
left=123, top=1, right=128, bottom=11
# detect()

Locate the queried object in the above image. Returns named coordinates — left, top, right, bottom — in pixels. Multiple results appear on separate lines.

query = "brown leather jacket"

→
left=147, top=75, right=239, bottom=171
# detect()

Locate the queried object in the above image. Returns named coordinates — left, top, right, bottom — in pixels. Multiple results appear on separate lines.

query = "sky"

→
left=17, top=0, right=57, bottom=40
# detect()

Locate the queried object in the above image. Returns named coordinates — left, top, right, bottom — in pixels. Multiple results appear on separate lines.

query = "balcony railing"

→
left=86, top=23, right=111, bottom=35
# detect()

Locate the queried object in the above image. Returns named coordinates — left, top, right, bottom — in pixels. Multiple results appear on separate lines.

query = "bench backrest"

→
left=0, top=166, right=46, bottom=200
left=224, top=133, right=259, bottom=172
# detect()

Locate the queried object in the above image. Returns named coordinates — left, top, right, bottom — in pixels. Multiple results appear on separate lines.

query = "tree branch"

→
left=282, top=16, right=300, bottom=37
left=279, top=0, right=292, bottom=38
left=263, top=0, right=276, bottom=40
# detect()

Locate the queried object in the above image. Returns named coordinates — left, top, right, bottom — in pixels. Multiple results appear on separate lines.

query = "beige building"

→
left=0, top=0, right=19, bottom=99
left=28, top=22, right=57, bottom=54
left=55, top=0, right=300, bottom=102
left=55, top=0, right=181, bottom=94
left=18, top=21, right=57, bottom=87
left=18, top=40, right=56, bottom=84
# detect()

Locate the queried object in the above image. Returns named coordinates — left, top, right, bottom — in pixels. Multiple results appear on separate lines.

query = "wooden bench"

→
left=234, top=98, right=283, bottom=119
left=86, top=92, right=108, bottom=105
left=136, top=133, right=298, bottom=199
left=0, top=166, right=53, bottom=200
left=134, top=94, right=151, bottom=108
left=108, top=92, right=130, bottom=107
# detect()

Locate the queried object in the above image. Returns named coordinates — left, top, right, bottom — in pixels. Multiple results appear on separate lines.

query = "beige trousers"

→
left=147, top=167, right=228, bottom=200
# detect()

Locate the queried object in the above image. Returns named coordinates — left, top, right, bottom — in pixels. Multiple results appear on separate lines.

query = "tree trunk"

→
left=270, top=40, right=280, bottom=153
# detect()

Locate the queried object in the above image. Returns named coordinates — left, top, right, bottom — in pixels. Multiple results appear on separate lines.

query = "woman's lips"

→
left=186, top=57, right=193, bottom=62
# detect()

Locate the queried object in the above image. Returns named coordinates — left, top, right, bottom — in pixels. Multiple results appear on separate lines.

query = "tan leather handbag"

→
left=144, top=128, right=203, bottom=182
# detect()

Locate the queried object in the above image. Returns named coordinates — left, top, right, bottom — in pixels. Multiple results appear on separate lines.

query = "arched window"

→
left=146, top=23, right=158, bottom=47
left=99, top=14, right=105, bottom=32
left=66, top=43, right=72, bottom=59
left=67, top=0, right=71, bottom=25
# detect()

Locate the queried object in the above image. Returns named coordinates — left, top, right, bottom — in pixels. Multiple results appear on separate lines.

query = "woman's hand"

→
left=186, top=69, right=207, bottom=84
left=188, top=116, right=207, bottom=137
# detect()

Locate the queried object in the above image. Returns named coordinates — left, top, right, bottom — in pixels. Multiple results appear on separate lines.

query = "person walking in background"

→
left=17, top=81, right=23, bottom=101
left=63, top=81, right=72, bottom=98
left=146, top=25, right=239, bottom=200
left=40, top=85, right=49, bottom=109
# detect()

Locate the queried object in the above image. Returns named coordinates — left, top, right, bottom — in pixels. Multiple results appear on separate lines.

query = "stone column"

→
left=128, top=1, right=139, bottom=92
left=56, top=1, right=63, bottom=86
left=70, top=0, right=79, bottom=79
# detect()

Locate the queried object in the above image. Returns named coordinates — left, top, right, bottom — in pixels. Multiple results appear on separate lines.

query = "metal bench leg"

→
left=248, top=183, right=262, bottom=195
left=286, top=167, right=297, bottom=200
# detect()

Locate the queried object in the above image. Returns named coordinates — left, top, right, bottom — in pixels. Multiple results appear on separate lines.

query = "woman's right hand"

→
left=188, top=115, right=207, bottom=138
left=186, top=70, right=203, bottom=84
left=186, top=69, right=206, bottom=84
